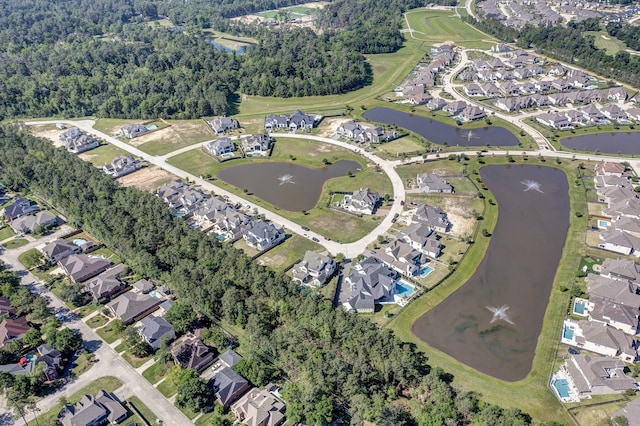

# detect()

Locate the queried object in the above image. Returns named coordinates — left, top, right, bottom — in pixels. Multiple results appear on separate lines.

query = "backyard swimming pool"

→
left=573, top=300, right=585, bottom=315
left=220, top=152, right=234, bottom=159
left=563, top=325, right=574, bottom=340
left=395, top=281, right=415, bottom=298
left=419, top=265, right=434, bottom=277
left=73, top=239, right=87, bottom=246
left=552, top=379, right=571, bottom=399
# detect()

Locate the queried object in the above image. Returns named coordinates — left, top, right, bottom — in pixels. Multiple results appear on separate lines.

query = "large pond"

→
left=362, top=107, right=519, bottom=147
left=217, top=160, right=361, bottom=211
left=412, top=165, right=569, bottom=381
left=561, top=131, right=640, bottom=154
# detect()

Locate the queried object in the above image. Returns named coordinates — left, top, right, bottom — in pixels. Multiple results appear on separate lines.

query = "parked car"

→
left=301, top=225, right=310, bottom=231
left=312, top=237, right=320, bottom=242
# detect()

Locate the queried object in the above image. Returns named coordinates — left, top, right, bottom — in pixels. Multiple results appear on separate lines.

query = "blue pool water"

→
left=220, top=152, right=234, bottom=158
left=149, top=291, right=162, bottom=299
left=574, top=300, right=585, bottom=315
left=395, top=282, right=415, bottom=298
left=563, top=326, right=574, bottom=340
left=215, top=234, right=226, bottom=241
left=599, top=220, right=609, bottom=228
left=552, top=379, right=571, bottom=398
left=419, top=265, right=434, bottom=277
left=146, top=124, right=158, bottom=130
left=73, top=239, right=87, bottom=246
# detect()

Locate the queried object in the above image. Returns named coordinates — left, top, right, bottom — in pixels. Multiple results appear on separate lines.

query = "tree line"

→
left=0, top=126, right=538, bottom=424
left=606, top=22, right=640, bottom=52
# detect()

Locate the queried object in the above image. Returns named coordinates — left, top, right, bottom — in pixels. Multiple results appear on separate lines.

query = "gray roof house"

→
left=291, top=251, right=337, bottom=287
left=264, top=114, right=289, bottom=131
left=59, top=127, right=84, bottom=144
left=242, top=221, right=285, bottom=251
left=209, top=367, right=250, bottom=408
left=589, top=296, right=639, bottom=336
left=0, top=344, right=62, bottom=381
left=85, top=263, right=128, bottom=301
left=399, top=223, right=442, bottom=258
left=103, top=156, right=142, bottom=178
left=132, top=279, right=154, bottom=294
left=106, top=292, right=163, bottom=325
left=4, top=197, right=39, bottom=221
left=375, top=240, right=426, bottom=276
left=138, top=316, right=175, bottom=350
left=561, top=355, right=636, bottom=399
left=562, top=320, right=637, bottom=362
left=288, top=110, right=315, bottom=131
left=59, top=254, right=112, bottom=283
left=219, top=349, right=242, bottom=369
left=343, top=188, right=380, bottom=215
left=460, top=106, right=487, bottom=122
left=232, top=386, right=286, bottom=426
left=412, top=204, right=450, bottom=233
left=600, top=258, right=640, bottom=283
left=417, top=173, right=453, bottom=194
left=206, top=137, right=236, bottom=156
left=240, top=134, right=272, bottom=156
left=118, top=123, right=148, bottom=139
left=343, top=256, right=398, bottom=313
left=42, top=239, right=81, bottom=263
left=10, top=211, right=58, bottom=234
left=172, top=336, right=215, bottom=372
left=209, top=116, right=238, bottom=134
left=586, top=274, right=640, bottom=308
left=598, top=228, right=640, bottom=256
left=58, top=390, right=127, bottom=426
left=65, top=134, right=100, bottom=154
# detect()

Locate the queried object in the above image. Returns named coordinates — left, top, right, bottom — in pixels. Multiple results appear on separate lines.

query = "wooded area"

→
left=0, top=126, right=536, bottom=424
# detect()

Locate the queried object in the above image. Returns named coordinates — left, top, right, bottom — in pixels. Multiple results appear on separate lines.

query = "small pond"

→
left=412, top=164, right=570, bottom=381
left=362, top=107, right=519, bottom=147
left=204, top=38, right=248, bottom=54
left=561, top=131, right=640, bottom=154
left=217, top=160, right=361, bottom=211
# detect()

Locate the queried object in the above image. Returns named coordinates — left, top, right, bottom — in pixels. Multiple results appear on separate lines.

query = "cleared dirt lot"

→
left=29, top=124, right=66, bottom=147
left=117, top=167, right=176, bottom=192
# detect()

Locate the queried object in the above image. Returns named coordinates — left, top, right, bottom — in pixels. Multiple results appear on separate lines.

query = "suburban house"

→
left=240, top=134, right=272, bottom=156
left=459, top=106, right=487, bottom=122
left=0, top=344, right=62, bottom=381
left=85, top=264, right=128, bottom=301
left=231, top=385, right=286, bottom=426
left=264, top=110, right=316, bottom=132
left=42, top=239, right=81, bottom=263
left=106, top=292, right=163, bottom=325
left=0, top=317, right=31, bottom=348
left=209, top=367, right=250, bottom=408
left=118, top=123, right=148, bottom=139
left=132, top=279, right=154, bottom=294
left=212, top=208, right=253, bottom=240
left=138, top=316, right=175, bottom=350
left=10, top=211, right=58, bottom=234
left=242, top=221, right=285, bottom=251
left=589, top=297, right=639, bottom=336
left=4, top=197, right=39, bottom=221
left=595, top=162, right=627, bottom=178
left=586, top=274, right=640, bottom=308
left=0, top=296, right=17, bottom=317
left=560, top=320, right=637, bottom=362
left=608, top=87, right=628, bottom=102
left=426, top=98, right=447, bottom=111
left=412, top=204, right=450, bottom=233
left=206, top=137, right=236, bottom=156
left=560, top=355, right=636, bottom=399
left=171, top=335, right=215, bottom=372
left=208, top=116, right=238, bottom=134
left=374, top=240, right=426, bottom=276
left=343, top=188, right=380, bottom=215
left=443, top=101, right=468, bottom=116
left=598, top=228, right=640, bottom=256
left=417, top=173, right=453, bottom=194
left=264, top=115, right=289, bottom=131
left=343, top=256, right=398, bottom=313
left=600, top=258, right=640, bottom=283
left=291, top=251, right=337, bottom=287
left=219, top=349, right=242, bottom=369
left=399, top=223, right=442, bottom=258
left=58, top=390, right=127, bottom=426
left=59, top=254, right=112, bottom=283
left=61, top=130, right=100, bottom=154
left=103, top=156, right=142, bottom=178
left=193, top=197, right=230, bottom=222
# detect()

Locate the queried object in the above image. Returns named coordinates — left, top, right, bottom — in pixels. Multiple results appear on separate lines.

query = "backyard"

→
left=257, top=235, right=324, bottom=271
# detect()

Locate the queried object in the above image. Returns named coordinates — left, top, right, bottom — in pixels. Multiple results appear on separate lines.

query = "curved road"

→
left=26, top=121, right=405, bottom=258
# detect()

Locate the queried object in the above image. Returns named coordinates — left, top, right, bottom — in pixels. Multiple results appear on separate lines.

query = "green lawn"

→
left=167, top=138, right=393, bottom=242
left=142, top=360, right=174, bottom=384
left=157, top=379, right=177, bottom=398
left=28, top=376, right=122, bottom=426
left=0, top=226, right=15, bottom=241
left=96, top=321, right=123, bottom=344
left=70, top=349, right=96, bottom=377
left=387, top=157, right=587, bottom=423
left=578, top=256, right=603, bottom=276
left=18, top=248, right=44, bottom=269
left=405, top=9, right=495, bottom=49
left=123, top=351, right=151, bottom=368
left=75, top=303, right=100, bottom=318
left=136, top=119, right=214, bottom=156
left=178, top=404, right=200, bottom=420
left=78, top=143, right=131, bottom=168
left=372, top=136, right=426, bottom=159
left=90, top=247, right=122, bottom=264
left=114, top=341, right=128, bottom=353
left=584, top=30, right=629, bottom=55
left=127, top=396, right=157, bottom=426
left=4, top=238, right=29, bottom=249
left=257, top=235, right=324, bottom=271
left=86, top=314, right=108, bottom=329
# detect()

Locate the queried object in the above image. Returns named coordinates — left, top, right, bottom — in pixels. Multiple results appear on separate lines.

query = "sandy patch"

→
left=117, top=167, right=176, bottom=192
left=30, top=125, right=66, bottom=147
left=128, top=121, right=213, bottom=148
left=78, top=153, right=99, bottom=163
left=316, top=117, right=351, bottom=138
left=441, top=198, right=475, bottom=237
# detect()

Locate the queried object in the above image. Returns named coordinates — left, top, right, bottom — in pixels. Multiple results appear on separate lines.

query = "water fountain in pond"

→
left=522, top=180, right=543, bottom=193
left=461, top=130, right=480, bottom=142
left=487, top=305, right=515, bottom=325
left=278, top=174, right=295, bottom=185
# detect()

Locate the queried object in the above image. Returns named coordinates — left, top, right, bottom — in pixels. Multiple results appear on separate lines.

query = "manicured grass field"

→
left=142, top=360, right=174, bottom=384
left=257, top=235, right=324, bottom=271
left=584, top=30, right=628, bottom=55
left=79, top=143, right=131, bottom=168
left=157, top=379, right=177, bottom=398
left=70, top=349, right=96, bottom=377
left=96, top=321, right=123, bottom=344
left=18, top=248, right=44, bottom=269
left=28, top=376, right=122, bottom=426
left=127, top=396, right=158, bottom=426
left=4, top=238, right=29, bottom=249
left=123, top=351, right=151, bottom=368
left=405, top=9, right=495, bottom=49
left=387, top=157, right=588, bottom=423
left=0, top=226, right=15, bottom=241
left=136, top=119, right=214, bottom=156
left=371, top=136, right=426, bottom=159
left=86, top=314, right=108, bottom=329
left=90, top=247, right=121, bottom=264
left=75, top=303, right=100, bottom=318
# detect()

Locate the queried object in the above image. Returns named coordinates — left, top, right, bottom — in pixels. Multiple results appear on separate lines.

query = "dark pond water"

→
left=204, top=38, right=247, bottom=54
left=412, top=165, right=569, bottom=381
left=362, top=107, right=519, bottom=147
left=561, top=131, right=640, bottom=154
left=217, top=160, right=360, bottom=211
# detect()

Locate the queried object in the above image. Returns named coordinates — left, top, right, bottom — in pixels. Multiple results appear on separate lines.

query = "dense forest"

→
left=467, top=15, right=640, bottom=87
left=0, top=126, right=537, bottom=424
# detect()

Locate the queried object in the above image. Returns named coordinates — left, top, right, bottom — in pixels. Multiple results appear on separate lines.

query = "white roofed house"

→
left=399, top=223, right=442, bottom=259
left=242, top=221, right=285, bottom=251
left=118, top=123, right=148, bottom=139
left=264, top=114, right=289, bottom=132
left=560, top=319, right=637, bottom=362
left=240, top=134, right=271, bottom=156
left=412, top=204, right=450, bottom=233
left=343, top=256, right=399, bottom=313
left=343, top=188, right=380, bottom=215
left=560, top=355, right=636, bottom=400
left=206, top=137, right=236, bottom=156
left=291, top=251, right=337, bottom=286
left=208, top=116, right=238, bottom=134
left=103, top=155, right=142, bottom=178
left=417, top=173, right=453, bottom=194
left=375, top=240, right=426, bottom=276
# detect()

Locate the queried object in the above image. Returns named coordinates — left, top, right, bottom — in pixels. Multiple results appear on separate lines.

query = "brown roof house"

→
left=209, top=367, right=250, bottom=408
left=0, top=317, right=32, bottom=347
left=42, top=239, right=82, bottom=263
left=85, top=264, right=128, bottom=301
left=0, top=296, right=17, bottom=317
left=232, top=385, right=286, bottom=426
left=171, top=336, right=215, bottom=372
left=59, top=254, right=112, bottom=283
left=106, top=292, right=162, bottom=325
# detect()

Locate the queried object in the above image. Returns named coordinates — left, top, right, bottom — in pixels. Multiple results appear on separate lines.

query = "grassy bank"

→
left=388, top=156, right=589, bottom=423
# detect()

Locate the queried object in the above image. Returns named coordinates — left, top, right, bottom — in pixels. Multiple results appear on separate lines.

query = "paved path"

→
left=26, top=121, right=406, bottom=258
left=0, top=234, right=193, bottom=425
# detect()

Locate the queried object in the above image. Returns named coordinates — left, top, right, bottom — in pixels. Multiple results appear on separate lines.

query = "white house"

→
left=206, top=137, right=235, bottom=156
left=343, top=188, right=380, bottom=215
